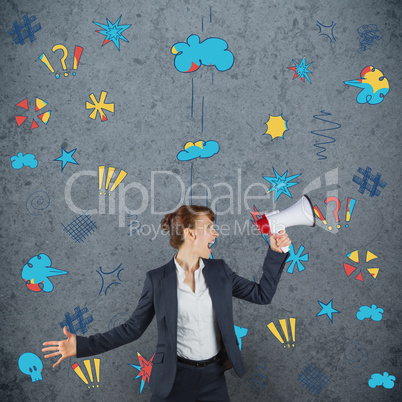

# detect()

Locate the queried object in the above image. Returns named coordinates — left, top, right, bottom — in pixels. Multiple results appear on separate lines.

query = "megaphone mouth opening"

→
left=302, top=194, right=316, bottom=227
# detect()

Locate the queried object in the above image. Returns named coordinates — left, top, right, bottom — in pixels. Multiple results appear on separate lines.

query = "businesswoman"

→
left=43, top=205, right=291, bottom=401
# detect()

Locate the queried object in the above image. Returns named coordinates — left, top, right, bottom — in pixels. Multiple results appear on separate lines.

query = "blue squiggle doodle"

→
left=357, top=24, right=383, bottom=53
left=311, top=110, right=341, bottom=160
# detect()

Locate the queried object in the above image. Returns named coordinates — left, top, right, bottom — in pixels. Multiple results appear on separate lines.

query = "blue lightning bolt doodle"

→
left=315, top=300, right=340, bottom=324
left=59, top=306, right=94, bottom=335
left=311, top=110, right=341, bottom=160
left=316, top=21, right=336, bottom=42
left=54, top=147, right=79, bottom=172
left=234, top=325, right=248, bottom=350
left=93, top=16, right=131, bottom=50
left=288, top=58, right=313, bottom=83
left=286, top=244, right=309, bottom=274
left=263, top=167, right=301, bottom=201
left=97, top=263, right=124, bottom=296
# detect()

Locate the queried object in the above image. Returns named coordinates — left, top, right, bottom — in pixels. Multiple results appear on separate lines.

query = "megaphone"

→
left=255, top=195, right=315, bottom=252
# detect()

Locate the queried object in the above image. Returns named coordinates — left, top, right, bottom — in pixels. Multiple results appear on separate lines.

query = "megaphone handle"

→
left=281, top=245, right=290, bottom=253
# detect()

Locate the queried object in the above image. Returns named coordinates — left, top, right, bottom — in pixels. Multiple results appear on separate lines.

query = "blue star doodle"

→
left=316, top=21, right=336, bottom=43
left=54, top=147, right=78, bottom=172
left=286, top=244, right=309, bottom=274
left=263, top=167, right=301, bottom=201
left=93, top=16, right=131, bottom=51
left=288, top=58, right=313, bottom=83
left=97, top=263, right=124, bottom=296
left=315, top=300, right=340, bottom=324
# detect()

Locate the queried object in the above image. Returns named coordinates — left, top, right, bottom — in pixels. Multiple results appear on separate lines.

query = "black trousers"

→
left=151, top=360, right=230, bottom=402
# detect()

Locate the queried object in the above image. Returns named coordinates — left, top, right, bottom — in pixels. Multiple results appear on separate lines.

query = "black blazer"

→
left=76, top=247, right=288, bottom=399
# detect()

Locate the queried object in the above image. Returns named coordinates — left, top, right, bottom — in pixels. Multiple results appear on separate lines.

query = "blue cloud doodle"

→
left=356, top=304, right=384, bottom=321
left=11, top=152, right=38, bottom=169
left=171, top=34, right=234, bottom=73
left=368, top=372, right=395, bottom=389
left=177, top=140, right=219, bottom=161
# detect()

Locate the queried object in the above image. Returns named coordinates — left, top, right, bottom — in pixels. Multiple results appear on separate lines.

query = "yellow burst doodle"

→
left=265, top=115, right=289, bottom=140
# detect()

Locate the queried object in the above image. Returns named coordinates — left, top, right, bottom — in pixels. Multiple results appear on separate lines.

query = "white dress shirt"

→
left=174, top=256, right=221, bottom=360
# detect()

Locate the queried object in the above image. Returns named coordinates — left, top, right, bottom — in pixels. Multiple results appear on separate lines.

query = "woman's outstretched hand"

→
left=269, top=230, right=291, bottom=253
left=42, top=326, right=77, bottom=368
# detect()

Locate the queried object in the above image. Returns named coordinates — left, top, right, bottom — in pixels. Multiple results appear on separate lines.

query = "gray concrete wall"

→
left=1, top=0, right=401, bottom=400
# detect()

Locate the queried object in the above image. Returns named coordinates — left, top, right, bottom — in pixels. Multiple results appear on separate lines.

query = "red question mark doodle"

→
left=325, top=196, right=341, bottom=230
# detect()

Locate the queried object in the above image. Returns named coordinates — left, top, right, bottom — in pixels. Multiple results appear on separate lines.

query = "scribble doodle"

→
left=316, top=21, right=336, bottom=42
left=344, top=343, right=368, bottom=368
left=97, top=263, right=124, bottom=296
left=7, top=14, right=41, bottom=45
left=311, top=111, right=341, bottom=160
left=298, top=362, right=332, bottom=395
left=108, top=312, right=130, bottom=330
left=357, top=24, right=383, bottom=53
left=93, top=15, right=131, bottom=50
left=353, top=166, right=387, bottom=197
left=286, top=244, right=308, bottom=273
left=61, top=213, right=97, bottom=243
left=86, top=91, right=115, bottom=122
left=26, top=191, right=50, bottom=216
left=59, top=306, right=94, bottom=335
left=18, top=353, right=43, bottom=382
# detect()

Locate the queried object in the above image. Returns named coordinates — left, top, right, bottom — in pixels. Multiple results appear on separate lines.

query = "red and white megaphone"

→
left=255, top=195, right=315, bottom=252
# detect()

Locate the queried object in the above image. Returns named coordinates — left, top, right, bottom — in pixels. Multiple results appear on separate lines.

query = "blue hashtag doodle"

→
left=61, top=213, right=97, bottom=243
left=353, top=166, right=387, bottom=197
left=286, top=244, right=309, bottom=274
left=7, top=14, right=42, bottom=45
left=298, top=362, right=332, bottom=395
left=59, top=306, right=93, bottom=335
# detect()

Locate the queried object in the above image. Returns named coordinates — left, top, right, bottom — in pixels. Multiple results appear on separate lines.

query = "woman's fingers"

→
left=42, top=341, right=60, bottom=346
left=53, top=356, right=65, bottom=368
left=42, top=346, right=59, bottom=352
left=44, top=351, right=61, bottom=359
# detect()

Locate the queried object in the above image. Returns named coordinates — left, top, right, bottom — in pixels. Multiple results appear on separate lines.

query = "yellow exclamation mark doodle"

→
left=267, top=318, right=296, bottom=348
left=99, top=166, right=105, bottom=194
left=98, top=166, right=127, bottom=195
left=71, top=359, right=100, bottom=388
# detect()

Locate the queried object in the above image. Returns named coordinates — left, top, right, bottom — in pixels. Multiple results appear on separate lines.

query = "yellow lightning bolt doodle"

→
left=86, top=91, right=115, bottom=122
left=265, top=115, right=289, bottom=140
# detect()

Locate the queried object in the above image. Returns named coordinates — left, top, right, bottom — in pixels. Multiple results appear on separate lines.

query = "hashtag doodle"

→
left=353, top=166, right=387, bottom=197
left=61, top=213, right=97, bottom=243
left=59, top=306, right=94, bottom=335
left=298, top=362, right=332, bottom=395
left=7, top=14, right=42, bottom=45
